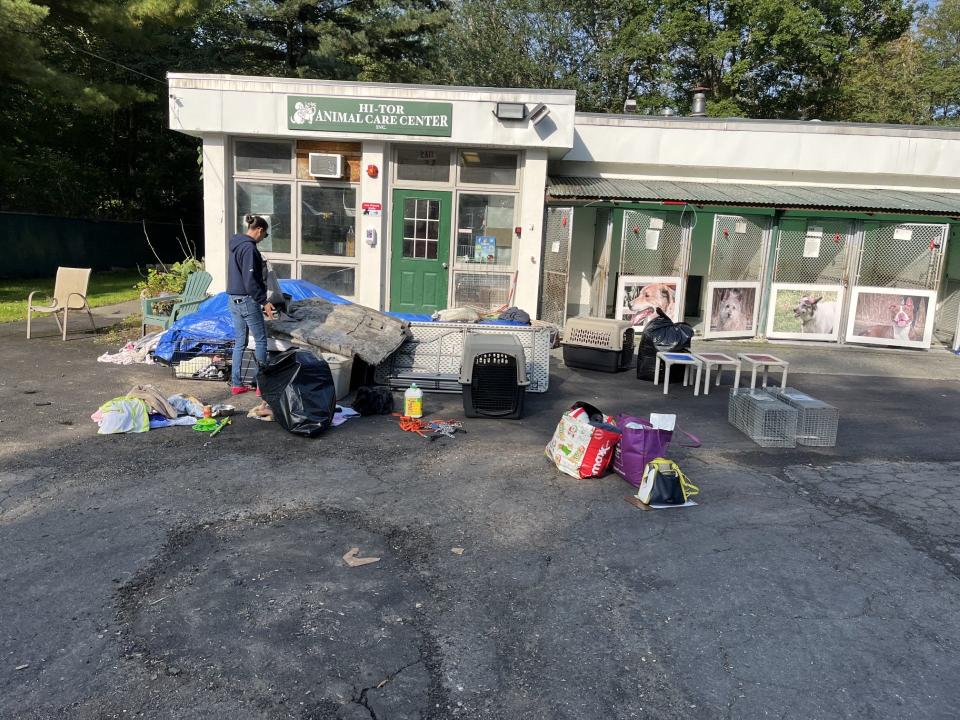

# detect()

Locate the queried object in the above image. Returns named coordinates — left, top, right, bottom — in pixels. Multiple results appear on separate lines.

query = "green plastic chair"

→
left=141, top=270, right=213, bottom=336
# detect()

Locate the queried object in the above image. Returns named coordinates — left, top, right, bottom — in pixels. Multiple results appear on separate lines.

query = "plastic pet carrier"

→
left=562, top=317, right=635, bottom=372
left=459, top=334, right=528, bottom=419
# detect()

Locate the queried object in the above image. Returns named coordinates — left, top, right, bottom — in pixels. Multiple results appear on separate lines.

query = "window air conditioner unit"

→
left=308, top=153, right=343, bottom=179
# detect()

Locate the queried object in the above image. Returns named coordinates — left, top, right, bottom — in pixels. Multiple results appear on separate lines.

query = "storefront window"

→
left=235, top=140, right=292, bottom=175
left=453, top=272, right=512, bottom=309
left=236, top=182, right=292, bottom=254
left=455, top=194, right=515, bottom=267
left=301, top=264, right=356, bottom=297
left=396, top=147, right=451, bottom=183
left=458, top=151, right=518, bottom=186
left=267, top=261, right=291, bottom=279
left=301, top=186, right=357, bottom=257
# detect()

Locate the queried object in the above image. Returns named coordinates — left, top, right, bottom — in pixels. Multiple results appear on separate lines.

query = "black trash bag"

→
left=637, top=308, right=695, bottom=382
left=257, top=349, right=336, bottom=437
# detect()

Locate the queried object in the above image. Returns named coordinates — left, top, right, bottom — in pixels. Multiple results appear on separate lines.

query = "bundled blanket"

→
left=268, top=298, right=410, bottom=366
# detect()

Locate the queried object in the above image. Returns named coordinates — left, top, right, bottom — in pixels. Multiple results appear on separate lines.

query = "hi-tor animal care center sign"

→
left=288, top=96, right=452, bottom=137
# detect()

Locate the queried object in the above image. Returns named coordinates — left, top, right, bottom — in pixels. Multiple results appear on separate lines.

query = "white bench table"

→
left=737, top=353, right=789, bottom=390
left=653, top=352, right=703, bottom=395
left=692, top=352, right=741, bottom=395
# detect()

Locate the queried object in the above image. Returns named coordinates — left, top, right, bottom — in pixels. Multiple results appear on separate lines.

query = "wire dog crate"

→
left=765, top=388, right=839, bottom=447
left=375, top=322, right=551, bottom=393
left=729, top=389, right=798, bottom=448
left=170, top=342, right=232, bottom=381
left=562, top=317, right=635, bottom=372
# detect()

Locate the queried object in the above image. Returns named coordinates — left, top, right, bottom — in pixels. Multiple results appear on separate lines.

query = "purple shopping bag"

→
left=613, top=414, right=701, bottom=487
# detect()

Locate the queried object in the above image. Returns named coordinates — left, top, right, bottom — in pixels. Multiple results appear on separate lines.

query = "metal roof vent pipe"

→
left=691, top=87, right=709, bottom=117
left=660, top=107, right=677, bottom=117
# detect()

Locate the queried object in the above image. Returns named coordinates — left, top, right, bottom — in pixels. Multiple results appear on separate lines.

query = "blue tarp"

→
left=154, top=280, right=349, bottom=362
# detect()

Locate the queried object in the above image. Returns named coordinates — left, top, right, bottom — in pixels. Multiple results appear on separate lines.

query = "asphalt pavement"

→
left=1, top=310, right=959, bottom=719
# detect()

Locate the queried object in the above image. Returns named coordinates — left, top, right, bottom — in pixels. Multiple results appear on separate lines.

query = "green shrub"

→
left=136, top=258, right=205, bottom=298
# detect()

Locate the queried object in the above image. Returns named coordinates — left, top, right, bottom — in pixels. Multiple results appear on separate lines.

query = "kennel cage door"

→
left=844, top=221, right=949, bottom=349
left=540, top=206, right=573, bottom=328
left=703, top=214, right=770, bottom=339
left=765, top=217, right=853, bottom=342
left=617, top=208, right=691, bottom=320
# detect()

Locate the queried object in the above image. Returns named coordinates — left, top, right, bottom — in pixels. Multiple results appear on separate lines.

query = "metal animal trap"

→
left=562, top=317, right=635, bottom=372
left=765, top=388, right=839, bottom=447
left=728, top=389, right=798, bottom=448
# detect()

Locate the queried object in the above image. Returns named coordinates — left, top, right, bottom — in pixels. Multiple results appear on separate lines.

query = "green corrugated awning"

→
left=546, top=176, right=960, bottom=215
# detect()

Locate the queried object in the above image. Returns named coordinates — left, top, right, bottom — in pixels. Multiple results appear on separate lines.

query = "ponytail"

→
left=245, top=214, right=269, bottom=232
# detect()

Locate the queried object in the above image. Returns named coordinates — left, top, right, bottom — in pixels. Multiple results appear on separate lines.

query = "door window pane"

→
left=456, top=194, right=515, bottom=266
left=459, top=151, right=517, bottom=186
left=396, top=147, right=451, bottom=183
left=235, top=141, right=292, bottom=174
left=301, top=186, right=357, bottom=257
left=402, top=198, right=440, bottom=259
left=236, top=182, right=292, bottom=254
left=300, top=264, right=355, bottom=297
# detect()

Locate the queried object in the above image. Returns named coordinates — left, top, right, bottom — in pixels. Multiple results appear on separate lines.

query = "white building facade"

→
left=169, top=74, right=960, bottom=348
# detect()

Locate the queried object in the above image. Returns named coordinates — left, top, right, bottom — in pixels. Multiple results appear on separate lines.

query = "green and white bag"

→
left=634, top=457, right=699, bottom=505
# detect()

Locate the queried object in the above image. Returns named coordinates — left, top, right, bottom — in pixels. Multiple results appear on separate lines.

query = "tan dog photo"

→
left=625, top=282, right=677, bottom=329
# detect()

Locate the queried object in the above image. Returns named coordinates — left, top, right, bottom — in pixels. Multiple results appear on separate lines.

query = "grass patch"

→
left=0, top=269, right=143, bottom=323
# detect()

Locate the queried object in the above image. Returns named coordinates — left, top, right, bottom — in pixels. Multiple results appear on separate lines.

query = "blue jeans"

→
left=228, top=295, right=267, bottom=387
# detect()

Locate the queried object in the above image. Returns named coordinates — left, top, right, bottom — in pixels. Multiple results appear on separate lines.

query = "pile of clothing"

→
left=91, top=385, right=229, bottom=434
left=96, top=332, right=163, bottom=366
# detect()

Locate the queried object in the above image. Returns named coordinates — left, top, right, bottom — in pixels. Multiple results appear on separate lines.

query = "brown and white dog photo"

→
left=859, top=296, right=917, bottom=341
left=626, top=282, right=677, bottom=328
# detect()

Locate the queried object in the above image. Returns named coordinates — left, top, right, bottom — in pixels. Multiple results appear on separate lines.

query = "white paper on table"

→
left=645, top=229, right=660, bottom=250
left=551, top=241, right=560, bottom=252
left=649, top=217, right=664, bottom=230
left=649, top=500, right=698, bottom=509
left=803, top=234, right=822, bottom=258
left=735, top=220, right=747, bottom=234
left=894, top=227, right=913, bottom=241
left=649, top=413, right=676, bottom=430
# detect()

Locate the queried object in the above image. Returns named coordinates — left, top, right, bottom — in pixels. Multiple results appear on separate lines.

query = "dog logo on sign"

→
left=290, top=102, right=317, bottom=125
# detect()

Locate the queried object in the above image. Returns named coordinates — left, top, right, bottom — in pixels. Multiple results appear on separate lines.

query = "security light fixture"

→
left=529, top=103, right=551, bottom=125
left=495, top=102, right=526, bottom=120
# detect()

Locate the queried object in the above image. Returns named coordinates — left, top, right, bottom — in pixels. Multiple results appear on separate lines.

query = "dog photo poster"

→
left=846, top=287, right=936, bottom=349
left=705, top=282, right=760, bottom=338
left=766, top=283, right=843, bottom=341
left=616, top=276, right=681, bottom=332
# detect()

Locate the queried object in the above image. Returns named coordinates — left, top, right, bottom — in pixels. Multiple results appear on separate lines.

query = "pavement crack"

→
left=352, top=657, right=424, bottom=719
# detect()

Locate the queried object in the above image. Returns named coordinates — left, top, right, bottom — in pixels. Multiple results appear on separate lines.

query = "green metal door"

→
left=390, top=189, right=451, bottom=314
